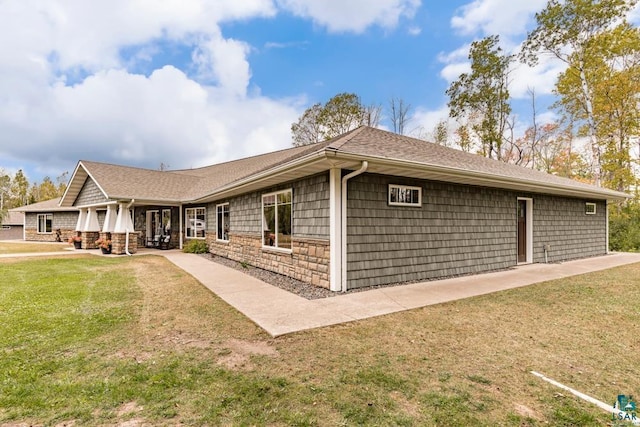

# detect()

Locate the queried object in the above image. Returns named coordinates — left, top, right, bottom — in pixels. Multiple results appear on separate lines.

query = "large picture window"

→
left=216, top=203, right=229, bottom=242
left=37, top=213, right=52, bottom=234
left=388, top=184, right=422, bottom=207
left=262, top=189, right=292, bottom=250
left=185, top=207, right=206, bottom=238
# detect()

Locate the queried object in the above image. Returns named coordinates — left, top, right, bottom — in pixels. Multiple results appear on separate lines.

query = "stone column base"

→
left=111, top=232, right=139, bottom=255
left=81, top=231, right=100, bottom=249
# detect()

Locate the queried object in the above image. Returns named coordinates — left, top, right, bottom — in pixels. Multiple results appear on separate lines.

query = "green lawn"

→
left=1, top=255, right=639, bottom=426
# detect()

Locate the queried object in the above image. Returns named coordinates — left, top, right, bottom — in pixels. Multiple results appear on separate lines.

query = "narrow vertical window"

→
left=262, top=189, right=292, bottom=250
left=216, top=203, right=230, bottom=241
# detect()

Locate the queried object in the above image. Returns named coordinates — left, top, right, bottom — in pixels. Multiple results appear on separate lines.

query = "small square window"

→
left=388, top=184, right=422, bottom=207
left=585, top=202, right=596, bottom=215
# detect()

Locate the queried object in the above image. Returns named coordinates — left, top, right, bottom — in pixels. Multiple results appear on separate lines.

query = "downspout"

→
left=125, top=199, right=135, bottom=256
left=341, top=161, right=368, bottom=292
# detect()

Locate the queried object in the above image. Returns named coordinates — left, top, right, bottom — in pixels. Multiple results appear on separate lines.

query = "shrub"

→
left=183, top=239, right=209, bottom=254
left=609, top=202, right=640, bottom=252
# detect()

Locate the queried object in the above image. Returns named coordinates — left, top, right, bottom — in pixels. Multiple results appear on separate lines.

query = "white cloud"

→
left=0, top=0, right=310, bottom=179
left=451, top=0, right=547, bottom=38
left=407, top=105, right=450, bottom=139
left=192, top=33, right=252, bottom=97
left=277, top=0, right=421, bottom=33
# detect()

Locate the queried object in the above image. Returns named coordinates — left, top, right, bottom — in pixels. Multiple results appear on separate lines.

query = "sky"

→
left=1, top=0, right=638, bottom=185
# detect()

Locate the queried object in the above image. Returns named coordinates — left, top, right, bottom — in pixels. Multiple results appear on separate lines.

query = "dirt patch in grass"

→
left=2, top=255, right=640, bottom=426
left=217, top=339, right=279, bottom=370
left=0, top=241, right=70, bottom=254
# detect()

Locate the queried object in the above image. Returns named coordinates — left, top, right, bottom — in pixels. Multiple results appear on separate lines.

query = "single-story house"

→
left=0, top=210, right=25, bottom=240
left=59, top=126, right=628, bottom=291
left=9, top=198, right=79, bottom=242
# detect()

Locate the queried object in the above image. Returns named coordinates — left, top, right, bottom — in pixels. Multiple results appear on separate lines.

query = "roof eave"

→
left=191, top=149, right=348, bottom=204
left=331, top=151, right=630, bottom=201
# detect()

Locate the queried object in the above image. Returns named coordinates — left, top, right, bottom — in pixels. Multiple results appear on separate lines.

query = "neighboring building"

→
left=10, top=198, right=79, bottom=242
left=0, top=210, right=25, bottom=240
left=59, top=126, right=628, bottom=291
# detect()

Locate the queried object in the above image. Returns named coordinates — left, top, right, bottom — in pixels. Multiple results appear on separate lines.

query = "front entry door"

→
left=517, top=200, right=527, bottom=263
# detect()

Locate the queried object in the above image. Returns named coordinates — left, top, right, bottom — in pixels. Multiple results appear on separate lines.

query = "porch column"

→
left=329, top=168, right=342, bottom=292
left=84, top=207, right=100, bottom=232
left=76, top=208, right=88, bottom=231
left=179, top=204, right=183, bottom=250
left=81, top=207, right=101, bottom=249
left=102, top=204, right=117, bottom=233
left=114, top=203, right=134, bottom=232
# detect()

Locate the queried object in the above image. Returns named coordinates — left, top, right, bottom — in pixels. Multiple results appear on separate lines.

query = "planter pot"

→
left=73, top=241, right=82, bottom=249
left=100, top=246, right=112, bottom=255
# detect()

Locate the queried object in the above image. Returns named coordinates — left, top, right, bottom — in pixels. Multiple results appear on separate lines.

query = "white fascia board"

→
left=331, top=152, right=630, bottom=201
left=190, top=150, right=329, bottom=204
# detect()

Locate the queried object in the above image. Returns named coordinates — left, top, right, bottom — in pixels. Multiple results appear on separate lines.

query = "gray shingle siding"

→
left=532, top=197, right=606, bottom=262
left=75, top=178, right=108, bottom=206
left=217, top=173, right=330, bottom=239
left=346, top=173, right=607, bottom=290
left=25, top=211, right=78, bottom=229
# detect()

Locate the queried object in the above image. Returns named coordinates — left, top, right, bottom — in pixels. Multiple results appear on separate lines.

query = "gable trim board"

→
left=58, top=126, right=629, bottom=291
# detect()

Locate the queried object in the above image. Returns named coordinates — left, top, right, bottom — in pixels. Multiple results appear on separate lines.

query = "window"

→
left=586, top=202, right=597, bottom=215
left=37, top=213, right=52, bottom=234
left=388, top=184, right=422, bottom=207
left=216, top=203, right=230, bottom=242
left=162, top=209, right=171, bottom=235
left=262, top=189, right=292, bottom=250
left=185, top=207, right=206, bottom=238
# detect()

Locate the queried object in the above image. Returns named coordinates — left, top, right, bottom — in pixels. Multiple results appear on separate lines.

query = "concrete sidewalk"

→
left=163, top=251, right=640, bottom=337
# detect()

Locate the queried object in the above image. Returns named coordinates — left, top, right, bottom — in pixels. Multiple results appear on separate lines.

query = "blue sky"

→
left=1, top=0, right=635, bottom=186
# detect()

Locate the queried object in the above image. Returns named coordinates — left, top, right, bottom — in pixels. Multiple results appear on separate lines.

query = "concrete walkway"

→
left=162, top=251, right=640, bottom=337
left=5, top=244, right=640, bottom=336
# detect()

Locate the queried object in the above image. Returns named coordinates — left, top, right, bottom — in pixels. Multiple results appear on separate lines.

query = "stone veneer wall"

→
left=111, top=232, right=139, bottom=255
left=81, top=231, right=100, bottom=249
left=25, top=228, right=76, bottom=242
left=207, top=233, right=330, bottom=288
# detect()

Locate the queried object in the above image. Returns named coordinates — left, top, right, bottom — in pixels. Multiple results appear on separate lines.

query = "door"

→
left=146, top=210, right=160, bottom=243
left=517, top=200, right=527, bottom=263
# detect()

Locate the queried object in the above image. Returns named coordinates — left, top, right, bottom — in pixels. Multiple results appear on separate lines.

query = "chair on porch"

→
left=159, top=234, right=171, bottom=250
left=147, top=234, right=161, bottom=248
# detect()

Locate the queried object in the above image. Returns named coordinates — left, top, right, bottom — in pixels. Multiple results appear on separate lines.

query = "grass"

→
left=1, top=254, right=639, bottom=426
left=0, top=241, right=70, bottom=254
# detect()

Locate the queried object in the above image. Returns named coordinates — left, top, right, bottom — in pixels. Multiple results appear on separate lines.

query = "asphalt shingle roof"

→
left=71, top=126, right=627, bottom=204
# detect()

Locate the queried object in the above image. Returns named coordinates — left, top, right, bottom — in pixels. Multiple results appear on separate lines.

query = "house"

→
left=9, top=198, right=79, bottom=242
left=59, top=126, right=628, bottom=291
left=0, top=210, right=25, bottom=240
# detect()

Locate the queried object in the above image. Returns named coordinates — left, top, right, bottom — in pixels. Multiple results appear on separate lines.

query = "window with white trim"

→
left=586, top=202, right=596, bottom=215
left=262, top=189, right=292, bottom=250
left=216, top=203, right=230, bottom=242
left=185, top=207, right=206, bottom=238
left=388, top=184, right=422, bottom=207
left=37, top=213, right=53, bottom=234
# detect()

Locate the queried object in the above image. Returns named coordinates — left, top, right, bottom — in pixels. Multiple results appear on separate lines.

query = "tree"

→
left=29, top=176, right=60, bottom=203
left=389, top=97, right=412, bottom=135
left=362, top=103, right=382, bottom=128
left=520, top=0, right=639, bottom=187
left=555, top=22, right=640, bottom=191
left=291, top=93, right=369, bottom=146
left=446, top=35, right=513, bottom=160
left=10, top=169, right=29, bottom=207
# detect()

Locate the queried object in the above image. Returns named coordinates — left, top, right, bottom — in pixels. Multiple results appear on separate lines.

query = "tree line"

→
left=291, top=0, right=640, bottom=250
left=0, top=169, right=68, bottom=222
